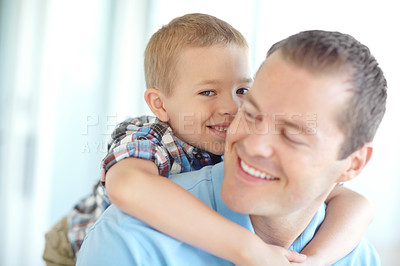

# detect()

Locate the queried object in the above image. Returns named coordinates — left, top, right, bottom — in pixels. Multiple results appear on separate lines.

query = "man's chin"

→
left=220, top=181, right=247, bottom=213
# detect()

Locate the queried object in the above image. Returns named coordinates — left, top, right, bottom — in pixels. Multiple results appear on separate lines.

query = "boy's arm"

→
left=300, top=185, right=374, bottom=266
left=106, top=157, right=306, bottom=265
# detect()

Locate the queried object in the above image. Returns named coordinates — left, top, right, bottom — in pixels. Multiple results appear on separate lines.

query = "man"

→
left=77, top=30, right=386, bottom=265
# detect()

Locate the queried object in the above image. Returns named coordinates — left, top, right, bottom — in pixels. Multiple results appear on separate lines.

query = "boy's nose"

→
left=218, top=95, right=240, bottom=116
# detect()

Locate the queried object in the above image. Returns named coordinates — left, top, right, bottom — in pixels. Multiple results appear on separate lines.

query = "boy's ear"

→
left=144, top=88, right=169, bottom=122
left=338, top=142, right=373, bottom=183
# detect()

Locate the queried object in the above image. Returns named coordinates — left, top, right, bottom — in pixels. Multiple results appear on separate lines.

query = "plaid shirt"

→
left=68, top=115, right=221, bottom=256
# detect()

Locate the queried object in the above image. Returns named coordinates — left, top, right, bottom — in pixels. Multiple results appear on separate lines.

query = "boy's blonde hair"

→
left=144, top=13, right=248, bottom=96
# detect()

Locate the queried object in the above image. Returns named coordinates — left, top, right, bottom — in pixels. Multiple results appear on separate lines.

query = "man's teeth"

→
left=240, top=160, right=277, bottom=180
left=211, top=126, right=227, bottom=132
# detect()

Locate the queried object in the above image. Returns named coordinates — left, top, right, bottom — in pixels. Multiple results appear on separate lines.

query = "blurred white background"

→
left=0, top=0, right=399, bottom=265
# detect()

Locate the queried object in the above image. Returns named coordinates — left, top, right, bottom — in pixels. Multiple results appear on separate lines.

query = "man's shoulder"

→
left=332, top=238, right=381, bottom=266
left=167, top=163, right=224, bottom=209
left=76, top=205, right=144, bottom=265
left=169, top=162, right=223, bottom=190
left=83, top=204, right=147, bottom=239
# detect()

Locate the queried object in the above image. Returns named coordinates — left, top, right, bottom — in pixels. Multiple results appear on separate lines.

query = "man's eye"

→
left=236, top=88, right=249, bottom=95
left=199, top=91, right=216, bottom=96
left=281, top=129, right=303, bottom=145
left=243, top=110, right=258, bottom=122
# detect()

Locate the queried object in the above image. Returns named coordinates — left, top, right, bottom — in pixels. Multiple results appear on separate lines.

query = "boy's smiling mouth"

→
left=207, top=124, right=230, bottom=138
left=208, top=126, right=228, bottom=132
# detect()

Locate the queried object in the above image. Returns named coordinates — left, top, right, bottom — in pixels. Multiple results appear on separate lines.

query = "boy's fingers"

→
left=285, top=249, right=307, bottom=262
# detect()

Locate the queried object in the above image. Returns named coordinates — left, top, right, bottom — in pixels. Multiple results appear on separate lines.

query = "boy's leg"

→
left=43, top=216, right=76, bottom=266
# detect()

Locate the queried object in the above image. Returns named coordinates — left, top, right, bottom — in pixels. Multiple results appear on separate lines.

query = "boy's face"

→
left=162, top=45, right=252, bottom=155
left=222, top=51, right=353, bottom=217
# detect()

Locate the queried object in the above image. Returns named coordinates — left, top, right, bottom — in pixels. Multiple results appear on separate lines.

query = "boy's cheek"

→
left=176, top=113, right=200, bottom=134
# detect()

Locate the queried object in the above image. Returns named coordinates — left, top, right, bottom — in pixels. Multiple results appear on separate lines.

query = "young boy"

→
left=43, top=13, right=374, bottom=265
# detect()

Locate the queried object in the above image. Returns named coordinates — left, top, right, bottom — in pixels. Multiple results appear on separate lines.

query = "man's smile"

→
left=237, top=157, right=279, bottom=183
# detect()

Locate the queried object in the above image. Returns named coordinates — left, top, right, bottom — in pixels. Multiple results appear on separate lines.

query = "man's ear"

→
left=338, top=142, right=373, bottom=183
left=144, top=88, right=169, bottom=122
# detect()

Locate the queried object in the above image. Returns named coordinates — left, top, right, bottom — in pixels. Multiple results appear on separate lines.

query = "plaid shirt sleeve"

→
left=102, top=137, right=170, bottom=179
left=101, top=118, right=171, bottom=185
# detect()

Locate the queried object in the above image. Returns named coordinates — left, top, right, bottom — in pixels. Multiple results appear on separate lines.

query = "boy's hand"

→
left=290, top=255, right=326, bottom=266
left=236, top=238, right=307, bottom=266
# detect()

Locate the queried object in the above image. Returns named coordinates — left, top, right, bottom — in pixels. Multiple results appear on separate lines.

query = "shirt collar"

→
left=211, top=163, right=326, bottom=252
left=168, top=129, right=217, bottom=162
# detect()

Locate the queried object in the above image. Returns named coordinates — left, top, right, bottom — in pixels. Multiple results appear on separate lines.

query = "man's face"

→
left=222, top=51, right=352, bottom=217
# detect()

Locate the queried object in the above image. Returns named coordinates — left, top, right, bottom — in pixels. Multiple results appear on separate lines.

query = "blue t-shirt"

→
left=77, top=162, right=380, bottom=266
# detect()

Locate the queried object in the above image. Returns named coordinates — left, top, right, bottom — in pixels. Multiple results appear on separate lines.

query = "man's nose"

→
left=240, top=121, right=275, bottom=158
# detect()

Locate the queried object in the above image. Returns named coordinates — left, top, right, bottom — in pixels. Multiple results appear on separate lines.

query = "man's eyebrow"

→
left=278, top=118, right=305, bottom=131
left=275, top=115, right=317, bottom=138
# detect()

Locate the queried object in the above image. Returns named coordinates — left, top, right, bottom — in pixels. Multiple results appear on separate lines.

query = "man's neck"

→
left=249, top=205, right=320, bottom=249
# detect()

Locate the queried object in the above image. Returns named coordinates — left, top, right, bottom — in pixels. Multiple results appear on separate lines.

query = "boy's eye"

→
left=199, top=90, right=216, bottom=96
left=236, top=88, right=249, bottom=95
